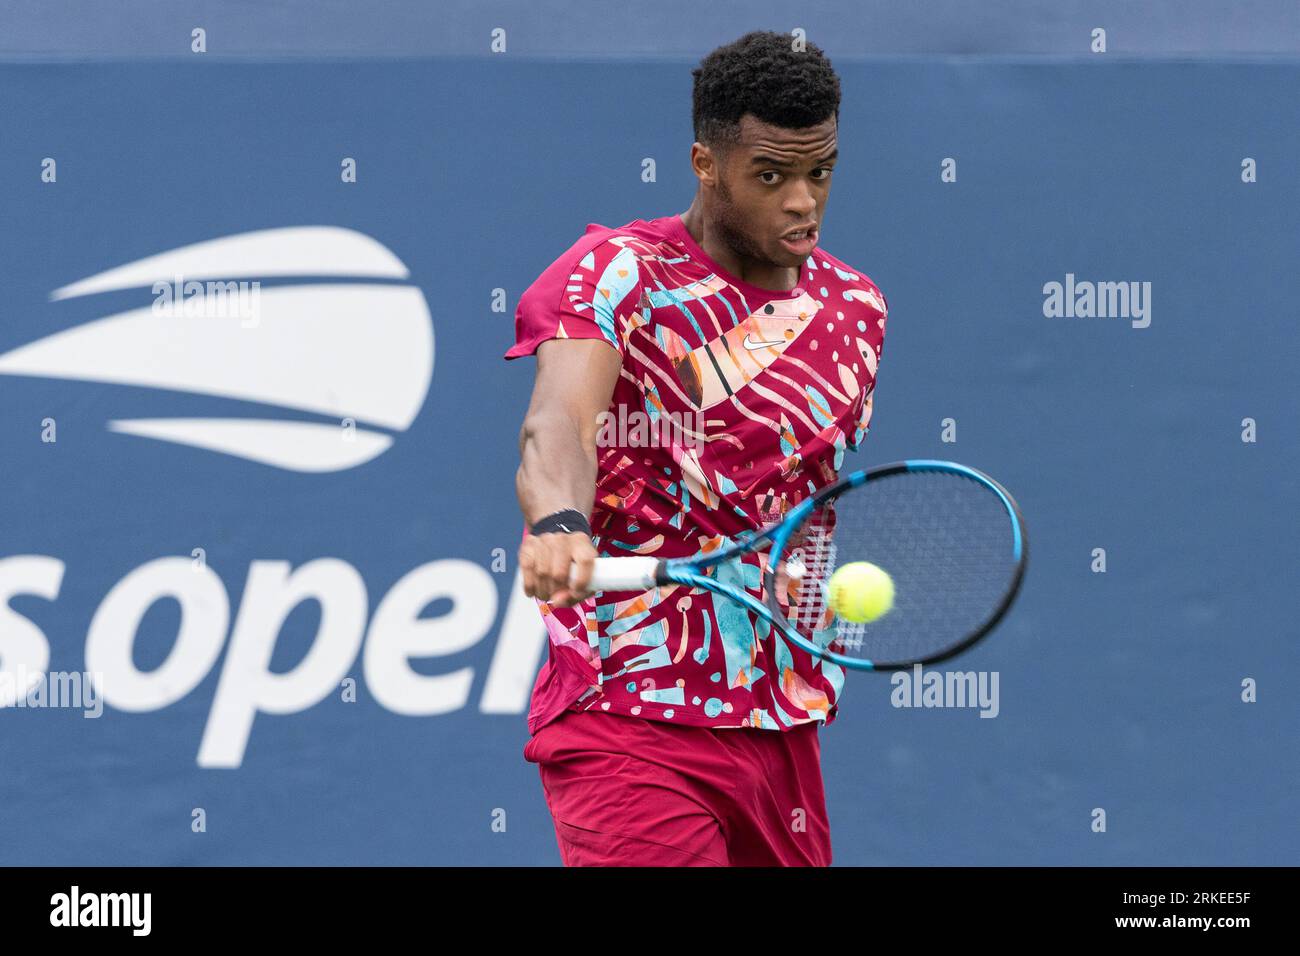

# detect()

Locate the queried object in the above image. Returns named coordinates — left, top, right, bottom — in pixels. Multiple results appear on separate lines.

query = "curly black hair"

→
left=691, top=31, right=841, bottom=154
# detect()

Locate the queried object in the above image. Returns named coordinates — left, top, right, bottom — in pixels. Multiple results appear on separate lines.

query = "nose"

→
left=784, top=183, right=818, bottom=219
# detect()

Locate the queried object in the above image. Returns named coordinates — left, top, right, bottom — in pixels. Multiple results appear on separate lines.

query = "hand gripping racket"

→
left=574, top=460, right=1027, bottom=671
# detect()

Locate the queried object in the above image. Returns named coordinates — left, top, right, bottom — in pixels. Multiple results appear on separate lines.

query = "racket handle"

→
left=576, top=557, right=661, bottom=591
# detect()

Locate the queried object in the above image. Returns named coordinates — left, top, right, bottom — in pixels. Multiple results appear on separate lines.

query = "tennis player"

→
left=506, top=31, right=888, bottom=866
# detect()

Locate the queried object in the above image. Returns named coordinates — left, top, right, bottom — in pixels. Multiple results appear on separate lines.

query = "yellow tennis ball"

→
left=827, top=561, right=894, bottom=623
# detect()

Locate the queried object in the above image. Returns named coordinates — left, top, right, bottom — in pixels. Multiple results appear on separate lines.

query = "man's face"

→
left=708, top=114, right=837, bottom=269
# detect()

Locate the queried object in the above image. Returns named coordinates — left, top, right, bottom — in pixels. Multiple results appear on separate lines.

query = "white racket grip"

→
left=579, top=556, right=661, bottom=591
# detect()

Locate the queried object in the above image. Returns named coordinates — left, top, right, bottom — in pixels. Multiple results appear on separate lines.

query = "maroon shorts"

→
left=524, top=708, right=832, bottom=866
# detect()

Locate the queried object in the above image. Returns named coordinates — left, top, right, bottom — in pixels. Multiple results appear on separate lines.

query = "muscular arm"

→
left=515, top=338, right=622, bottom=605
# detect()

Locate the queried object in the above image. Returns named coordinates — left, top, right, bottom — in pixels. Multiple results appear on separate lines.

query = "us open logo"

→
left=0, top=225, right=435, bottom=472
left=0, top=233, right=544, bottom=766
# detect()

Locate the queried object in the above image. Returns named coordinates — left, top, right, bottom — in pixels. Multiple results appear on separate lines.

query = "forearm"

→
left=516, top=413, right=598, bottom=527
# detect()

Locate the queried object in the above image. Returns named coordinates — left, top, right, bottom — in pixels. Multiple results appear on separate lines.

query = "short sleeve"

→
left=504, top=236, right=645, bottom=360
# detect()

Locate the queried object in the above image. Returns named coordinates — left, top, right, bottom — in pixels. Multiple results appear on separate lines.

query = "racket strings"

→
left=779, top=470, right=1017, bottom=666
left=790, top=507, right=837, bottom=636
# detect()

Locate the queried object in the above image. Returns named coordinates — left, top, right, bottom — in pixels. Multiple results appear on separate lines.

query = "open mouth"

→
left=780, top=228, right=818, bottom=255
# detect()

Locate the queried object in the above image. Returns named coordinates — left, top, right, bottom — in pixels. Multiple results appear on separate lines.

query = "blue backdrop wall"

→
left=0, top=53, right=1296, bottom=865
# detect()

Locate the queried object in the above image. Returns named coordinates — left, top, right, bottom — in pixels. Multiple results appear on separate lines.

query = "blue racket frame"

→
left=648, top=459, right=1028, bottom=671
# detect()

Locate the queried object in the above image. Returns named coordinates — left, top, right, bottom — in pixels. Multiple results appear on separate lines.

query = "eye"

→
left=760, top=171, right=781, bottom=185
left=812, top=167, right=834, bottom=181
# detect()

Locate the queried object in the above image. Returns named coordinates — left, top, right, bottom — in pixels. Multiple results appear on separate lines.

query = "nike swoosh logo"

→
left=742, top=334, right=786, bottom=351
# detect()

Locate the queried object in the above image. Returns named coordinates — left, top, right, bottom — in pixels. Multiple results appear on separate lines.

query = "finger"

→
left=519, top=539, right=540, bottom=597
left=569, top=546, right=596, bottom=593
left=544, top=539, right=572, bottom=597
left=528, top=541, right=551, bottom=598
left=518, top=543, right=534, bottom=597
left=536, top=544, right=565, bottom=600
left=533, top=555, right=557, bottom=601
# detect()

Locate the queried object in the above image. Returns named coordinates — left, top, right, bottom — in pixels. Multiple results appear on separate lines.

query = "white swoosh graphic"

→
left=742, top=334, right=785, bottom=351
left=50, top=226, right=409, bottom=301
left=109, top=419, right=393, bottom=472
left=0, top=284, right=432, bottom=430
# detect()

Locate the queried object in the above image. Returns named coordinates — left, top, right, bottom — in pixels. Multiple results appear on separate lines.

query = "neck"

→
left=678, top=198, right=800, bottom=292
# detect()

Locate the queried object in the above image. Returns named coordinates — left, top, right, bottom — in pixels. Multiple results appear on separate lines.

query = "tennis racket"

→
left=574, top=459, right=1027, bottom=670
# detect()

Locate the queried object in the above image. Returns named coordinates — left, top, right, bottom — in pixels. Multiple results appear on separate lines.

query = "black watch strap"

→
left=530, top=508, right=591, bottom=536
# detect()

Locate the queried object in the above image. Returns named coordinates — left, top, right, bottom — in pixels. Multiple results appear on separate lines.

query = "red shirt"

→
left=506, top=214, right=888, bottom=735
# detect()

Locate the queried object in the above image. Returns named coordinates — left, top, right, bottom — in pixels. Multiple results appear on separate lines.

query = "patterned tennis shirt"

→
left=506, top=214, right=888, bottom=735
